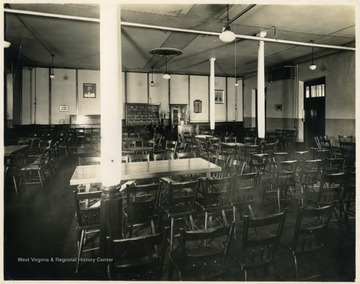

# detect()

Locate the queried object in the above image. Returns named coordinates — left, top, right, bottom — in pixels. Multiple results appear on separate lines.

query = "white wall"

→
left=21, top=68, right=243, bottom=125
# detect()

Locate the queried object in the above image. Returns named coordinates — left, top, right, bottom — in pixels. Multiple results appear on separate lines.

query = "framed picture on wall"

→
left=83, top=83, right=96, bottom=98
left=215, top=89, right=224, bottom=104
left=59, top=105, right=69, bottom=112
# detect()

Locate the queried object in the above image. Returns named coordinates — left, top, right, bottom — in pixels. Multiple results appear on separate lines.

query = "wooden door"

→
left=304, top=77, right=326, bottom=148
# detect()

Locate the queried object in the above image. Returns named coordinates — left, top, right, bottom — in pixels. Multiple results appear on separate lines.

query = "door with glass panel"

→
left=304, top=77, right=325, bottom=148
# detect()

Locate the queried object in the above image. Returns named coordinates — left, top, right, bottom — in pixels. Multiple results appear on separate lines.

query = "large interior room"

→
left=3, top=2, right=356, bottom=281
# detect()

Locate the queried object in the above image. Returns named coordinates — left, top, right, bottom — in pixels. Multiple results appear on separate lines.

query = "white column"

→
left=209, top=58, right=216, bottom=130
left=257, top=31, right=266, bottom=139
left=100, top=3, right=122, bottom=186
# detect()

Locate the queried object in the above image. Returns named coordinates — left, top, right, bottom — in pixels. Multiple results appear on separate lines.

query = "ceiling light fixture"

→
left=150, top=47, right=183, bottom=80
left=234, top=35, right=238, bottom=86
left=163, top=55, right=171, bottom=80
left=150, top=67, right=155, bottom=87
left=49, top=54, right=55, bottom=79
left=309, top=40, right=317, bottom=71
left=219, top=5, right=236, bottom=43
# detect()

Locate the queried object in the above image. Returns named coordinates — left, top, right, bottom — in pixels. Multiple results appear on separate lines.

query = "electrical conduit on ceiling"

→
left=4, top=8, right=355, bottom=52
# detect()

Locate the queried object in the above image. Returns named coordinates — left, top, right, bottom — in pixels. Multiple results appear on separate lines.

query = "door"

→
left=304, top=77, right=326, bottom=148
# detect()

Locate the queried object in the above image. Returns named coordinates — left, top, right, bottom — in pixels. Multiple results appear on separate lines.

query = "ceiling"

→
left=4, top=3, right=355, bottom=78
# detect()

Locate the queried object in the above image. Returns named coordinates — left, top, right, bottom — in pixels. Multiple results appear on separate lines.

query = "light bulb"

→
left=163, top=73, right=171, bottom=80
left=309, top=64, right=317, bottom=71
left=219, top=26, right=236, bottom=43
left=50, top=72, right=55, bottom=79
left=150, top=80, right=155, bottom=87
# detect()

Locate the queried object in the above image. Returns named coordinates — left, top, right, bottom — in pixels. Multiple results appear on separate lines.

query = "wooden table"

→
left=220, top=142, right=245, bottom=147
left=70, top=157, right=221, bottom=186
left=195, top=135, right=213, bottom=140
left=4, top=145, right=29, bottom=157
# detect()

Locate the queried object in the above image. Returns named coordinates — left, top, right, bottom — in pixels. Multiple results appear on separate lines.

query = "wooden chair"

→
left=231, top=172, right=258, bottom=221
left=224, top=136, right=237, bottom=143
left=153, top=152, right=172, bottom=161
left=165, top=140, right=178, bottom=155
left=300, top=172, right=346, bottom=226
left=128, top=154, right=150, bottom=163
left=106, top=228, right=169, bottom=280
left=317, top=135, right=342, bottom=158
left=168, top=223, right=235, bottom=281
left=19, top=150, right=50, bottom=188
left=321, top=157, right=345, bottom=174
left=129, top=132, right=140, bottom=138
left=243, top=136, right=256, bottom=145
left=176, top=152, right=196, bottom=159
left=123, top=181, right=161, bottom=237
left=196, top=176, right=233, bottom=229
left=229, top=209, right=288, bottom=281
left=283, top=205, right=334, bottom=281
left=158, top=177, right=199, bottom=251
left=262, top=160, right=298, bottom=212
left=338, top=135, right=353, bottom=143
left=343, top=171, right=355, bottom=223
left=228, top=157, right=246, bottom=176
left=78, top=156, right=101, bottom=166
left=73, top=189, right=102, bottom=273
left=295, top=159, right=322, bottom=205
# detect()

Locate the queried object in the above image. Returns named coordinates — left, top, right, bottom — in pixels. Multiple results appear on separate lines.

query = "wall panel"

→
left=214, top=77, right=226, bottom=122
left=127, top=72, right=148, bottom=103
left=170, top=74, right=188, bottom=104
left=51, top=69, right=76, bottom=124
left=35, top=68, right=49, bottom=124
left=78, top=70, right=100, bottom=115
left=149, top=73, right=169, bottom=115
left=189, top=75, right=208, bottom=122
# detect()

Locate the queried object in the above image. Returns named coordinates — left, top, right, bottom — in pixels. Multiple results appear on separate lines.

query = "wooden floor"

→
left=3, top=151, right=356, bottom=281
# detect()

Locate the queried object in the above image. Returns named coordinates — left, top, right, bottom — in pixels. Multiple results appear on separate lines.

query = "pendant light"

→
left=162, top=55, right=171, bottom=80
left=150, top=47, right=182, bottom=80
left=219, top=5, right=236, bottom=43
left=234, top=35, right=238, bottom=86
left=49, top=54, right=55, bottom=79
left=150, top=68, right=155, bottom=87
left=309, top=40, right=317, bottom=71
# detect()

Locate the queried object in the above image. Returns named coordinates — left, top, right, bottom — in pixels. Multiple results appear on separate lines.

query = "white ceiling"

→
left=4, top=3, right=355, bottom=77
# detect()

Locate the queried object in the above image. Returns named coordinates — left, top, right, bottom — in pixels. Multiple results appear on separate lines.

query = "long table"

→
left=70, top=157, right=221, bottom=186
left=4, top=145, right=29, bottom=157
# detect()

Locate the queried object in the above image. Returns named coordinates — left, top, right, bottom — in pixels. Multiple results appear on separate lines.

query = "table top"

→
left=70, top=157, right=221, bottom=186
left=195, top=135, right=213, bottom=139
left=4, top=145, right=29, bottom=156
left=220, top=142, right=245, bottom=147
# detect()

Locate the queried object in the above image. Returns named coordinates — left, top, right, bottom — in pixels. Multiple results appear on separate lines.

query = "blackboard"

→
left=126, top=103, right=160, bottom=126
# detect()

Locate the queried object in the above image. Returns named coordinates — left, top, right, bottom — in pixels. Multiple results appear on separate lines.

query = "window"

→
left=305, top=77, right=325, bottom=98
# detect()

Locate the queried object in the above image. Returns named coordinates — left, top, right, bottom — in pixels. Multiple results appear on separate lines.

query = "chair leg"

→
left=168, top=260, right=174, bottom=280
left=277, top=188, right=281, bottom=213
left=12, top=175, right=19, bottom=196
left=293, top=252, right=300, bottom=281
left=76, top=230, right=85, bottom=273
left=269, top=263, right=277, bottom=280
left=315, top=251, right=326, bottom=281
left=37, top=169, right=43, bottom=187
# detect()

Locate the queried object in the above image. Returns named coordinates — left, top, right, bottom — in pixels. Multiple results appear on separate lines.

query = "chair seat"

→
left=169, top=244, right=227, bottom=281
left=113, top=254, right=160, bottom=269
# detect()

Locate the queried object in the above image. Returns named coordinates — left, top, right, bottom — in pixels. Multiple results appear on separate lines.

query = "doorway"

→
left=304, top=77, right=326, bottom=148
